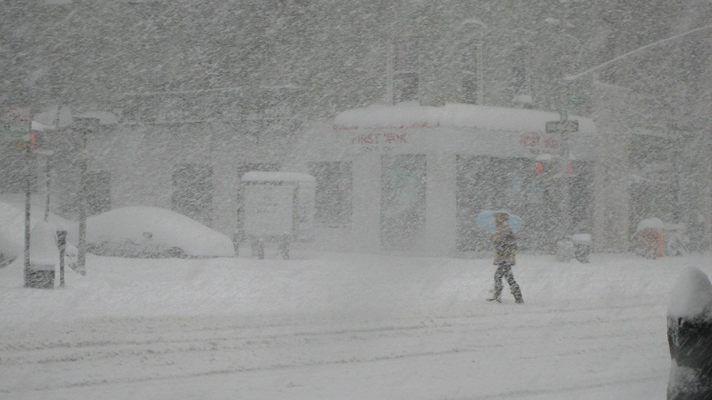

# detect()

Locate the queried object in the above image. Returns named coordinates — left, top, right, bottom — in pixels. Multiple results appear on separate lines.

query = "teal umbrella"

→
left=475, top=210, right=523, bottom=234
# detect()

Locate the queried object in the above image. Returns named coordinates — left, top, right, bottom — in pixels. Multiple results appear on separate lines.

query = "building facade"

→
left=3, top=0, right=711, bottom=253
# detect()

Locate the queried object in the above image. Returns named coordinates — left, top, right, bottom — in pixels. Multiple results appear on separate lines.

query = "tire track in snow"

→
left=0, top=301, right=668, bottom=395
left=0, top=311, right=662, bottom=366
left=448, top=373, right=665, bottom=400
left=0, top=338, right=664, bottom=395
left=0, top=300, right=661, bottom=354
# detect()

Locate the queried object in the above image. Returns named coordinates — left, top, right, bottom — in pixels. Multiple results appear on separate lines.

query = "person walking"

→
left=487, top=212, right=524, bottom=304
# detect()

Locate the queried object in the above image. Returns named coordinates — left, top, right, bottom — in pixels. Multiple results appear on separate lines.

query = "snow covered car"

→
left=84, top=206, right=234, bottom=258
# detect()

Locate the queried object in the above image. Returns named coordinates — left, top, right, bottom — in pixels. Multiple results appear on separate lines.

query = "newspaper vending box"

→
left=240, top=171, right=315, bottom=258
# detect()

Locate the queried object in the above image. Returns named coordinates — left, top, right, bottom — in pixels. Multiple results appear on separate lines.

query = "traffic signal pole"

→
left=23, top=144, right=31, bottom=287
left=546, top=111, right=579, bottom=250
left=558, top=110, right=572, bottom=242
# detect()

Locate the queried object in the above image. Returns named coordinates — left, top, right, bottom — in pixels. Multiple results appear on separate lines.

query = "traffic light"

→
left=534, top=154, right=554, bottom=176
left=567, top=160, right=575, bottom=176
left=534, top=156, right=575, bottom=177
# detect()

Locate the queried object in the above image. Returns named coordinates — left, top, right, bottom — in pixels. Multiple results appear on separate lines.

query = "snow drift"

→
left=0, top=201, right=75, bottom=266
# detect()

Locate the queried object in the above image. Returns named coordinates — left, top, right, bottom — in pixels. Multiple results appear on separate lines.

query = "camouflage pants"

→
left=493, top=262, right=523, bottom=302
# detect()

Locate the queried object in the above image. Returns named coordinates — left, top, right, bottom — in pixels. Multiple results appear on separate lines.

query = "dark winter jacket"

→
left=492, top=227, right=517, bottom=265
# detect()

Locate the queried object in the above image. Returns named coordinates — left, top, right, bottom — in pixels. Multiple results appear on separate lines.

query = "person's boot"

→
left=487, top=294, right=502, bottom=303
left=511, top=285, right=524, bottom=304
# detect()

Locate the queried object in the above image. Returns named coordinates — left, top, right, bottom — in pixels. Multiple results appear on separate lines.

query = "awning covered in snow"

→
left=303, top=103, right=598, bottom=161
left=333, top=103, right=597, bottom=134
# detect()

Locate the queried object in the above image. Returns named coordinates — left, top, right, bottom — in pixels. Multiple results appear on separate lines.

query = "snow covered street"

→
left=1, top=252, right=709, bottom=399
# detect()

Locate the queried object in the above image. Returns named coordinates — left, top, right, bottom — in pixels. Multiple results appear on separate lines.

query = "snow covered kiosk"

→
left=239, top=171, right=315, bottom=257
left=286, top=103, right=598, bottom=255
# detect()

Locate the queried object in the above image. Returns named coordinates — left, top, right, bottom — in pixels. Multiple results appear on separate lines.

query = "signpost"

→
left=1, top=107, right=32, bottom=143
left=56, top=230, right=67, bottom=288
left=2, top=107, right=33, bottom=286
left=545, top=119, right=579, bottom=135
left=546, top=111, right=579, bottom=257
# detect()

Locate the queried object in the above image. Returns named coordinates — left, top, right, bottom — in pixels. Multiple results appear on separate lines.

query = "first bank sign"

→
left=334, top=121, right=438, bottom=149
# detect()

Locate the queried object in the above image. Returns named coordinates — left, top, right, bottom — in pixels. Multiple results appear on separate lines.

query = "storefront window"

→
left=381, top=154, right=426, bottom=250
left=171, top=163, right=214, bottom=226
left=86, top=170, right=111, bottom=216
left=393, top=36, right=419, bottom=103
left=460, top=43, right=480, bottom=104
left=455, top=155, right=583, bottom=252
left=510, top=45, right=531, bottom=102
left=629, top=134, right=678, bottom=232
left=308, top=161, right=352, bottom=226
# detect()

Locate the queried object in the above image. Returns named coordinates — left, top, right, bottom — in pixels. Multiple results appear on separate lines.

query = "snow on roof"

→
left=32, top=107, right=119, bottom=128
left=242, top=171, right=315, bottom=183
left=333, top=103, right=596, bottom=133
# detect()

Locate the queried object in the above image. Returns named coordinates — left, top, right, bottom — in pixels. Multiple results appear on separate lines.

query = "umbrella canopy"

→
left=635, top=217, right=664, bottom=233
left=474, top=209, right=523, bottom=234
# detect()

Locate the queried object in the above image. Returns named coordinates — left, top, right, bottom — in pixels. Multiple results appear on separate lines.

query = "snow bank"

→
left=86, top=206, right=234, bottom=258
left=29, top=221, right=60, bottom=266
left=1, top=251, right=709, bottom=325
left=333, top=103, right=597, bottom=134
left=0, top=201, right=75, bottom=262
left=668, top=267, right=712, bottom=319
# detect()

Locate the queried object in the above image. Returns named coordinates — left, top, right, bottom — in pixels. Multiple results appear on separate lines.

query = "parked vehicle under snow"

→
left=84, top=206, right=234, bottom=258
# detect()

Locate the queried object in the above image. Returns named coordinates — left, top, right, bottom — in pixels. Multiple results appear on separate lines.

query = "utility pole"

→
left=75, top=117, right=99, bottom=274
left=44, top=107, right=63, bottom=222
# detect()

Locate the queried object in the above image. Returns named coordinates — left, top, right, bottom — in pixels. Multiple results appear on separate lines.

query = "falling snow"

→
left=1, top=1, right=711, bottom=399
